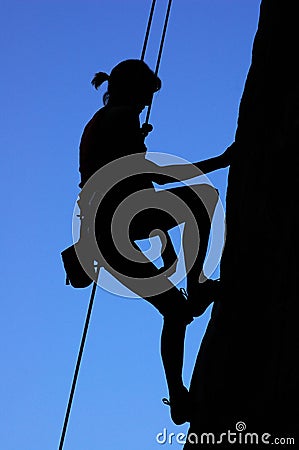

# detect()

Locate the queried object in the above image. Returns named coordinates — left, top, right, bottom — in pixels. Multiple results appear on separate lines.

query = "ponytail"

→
left=91, top=71, right=109, bottom=90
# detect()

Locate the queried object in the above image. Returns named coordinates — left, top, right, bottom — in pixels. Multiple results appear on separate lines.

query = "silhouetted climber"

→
left=76, top=59, right=235, bottom=425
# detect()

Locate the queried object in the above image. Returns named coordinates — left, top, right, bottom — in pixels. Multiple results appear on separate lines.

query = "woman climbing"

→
left=77, top=59, right=235, bottom=425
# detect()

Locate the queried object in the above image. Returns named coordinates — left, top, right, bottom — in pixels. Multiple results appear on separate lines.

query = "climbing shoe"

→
left=162, top=385, right=191, bottom=425
left=186, top=278, right=220, bottom=317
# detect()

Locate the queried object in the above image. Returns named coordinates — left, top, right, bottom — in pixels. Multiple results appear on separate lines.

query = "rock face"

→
left=185, top=0, right=299, bottom=446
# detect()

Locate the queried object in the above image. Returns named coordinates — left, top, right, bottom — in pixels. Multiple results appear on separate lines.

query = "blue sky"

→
left=1, top=1, right=261, bottom=449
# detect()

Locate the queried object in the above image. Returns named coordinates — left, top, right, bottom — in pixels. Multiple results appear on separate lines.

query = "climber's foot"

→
left=162, top=385, right=191, bottom=425
left=187, top=278, right=220, bottom=317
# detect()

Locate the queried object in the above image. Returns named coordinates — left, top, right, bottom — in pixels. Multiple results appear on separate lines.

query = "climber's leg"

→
left=157, top=184, right=220, bottom=316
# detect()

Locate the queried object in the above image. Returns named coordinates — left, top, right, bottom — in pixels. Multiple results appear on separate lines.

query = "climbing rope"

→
left=58, top=272, right=98, bottom=450
left=145, top=0, right=173, bottom=126
left=141, top=0, right=173, bottom=127
left=58, top=1, right=173, bottom=448
left=140, top=0, right=157, bottom=62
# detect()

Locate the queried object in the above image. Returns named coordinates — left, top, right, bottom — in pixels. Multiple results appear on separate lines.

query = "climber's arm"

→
left=149, top=142, right=237, bottom=185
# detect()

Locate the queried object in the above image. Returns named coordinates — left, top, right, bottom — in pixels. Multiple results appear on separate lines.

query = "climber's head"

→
left=91, top=59, right=161, bottom=110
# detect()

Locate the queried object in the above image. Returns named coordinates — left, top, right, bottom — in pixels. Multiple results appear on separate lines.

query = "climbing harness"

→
left=58, top=1, right=174, bottom=449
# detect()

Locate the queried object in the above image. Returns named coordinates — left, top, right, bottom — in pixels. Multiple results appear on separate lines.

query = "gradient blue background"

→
left=1, top=1, right=261, bottom=449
